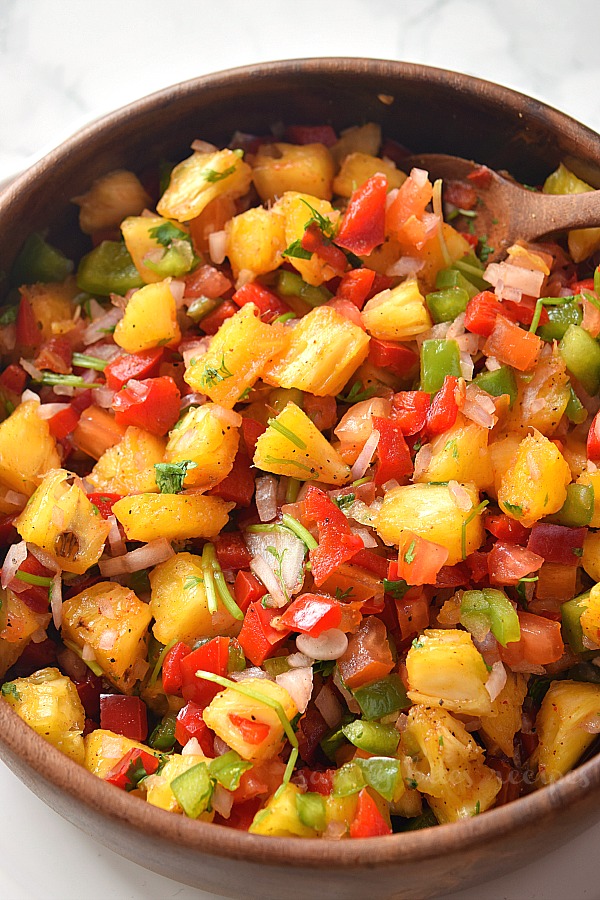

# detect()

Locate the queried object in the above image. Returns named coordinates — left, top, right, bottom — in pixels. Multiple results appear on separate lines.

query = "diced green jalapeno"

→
left=561, top=591, right=590, bottom=654
left=276, top=270, right=332, bottom=307
left=474, top=366, right=518, bottom=408
left=559, top=325, right=600, bottom=396
left=209, top=750, right=252, bottom=791
left=77, top=241, right=144, bottom=295
left=356, top=757, right=403, bottom=802
left=148, top=713, right=177, bottom=751
left=420, top=339, right=461, bottom=394
left=262, top=656, right=291, bottom=677
left=333, top=762, right=365, bottom=797
left=170, top=761, right=213, bottom=819
left=145, top=243, right=198, bottom=279
left=341, top=720, right=400, bottom=756
left=435, top=266, right=479, bottom=299
left=538, top=300, right=582, bottom=342
left=547, top=483, right=594, bottom=527
left=565, top=385, right=588, bottom=424
left=353, top=674, right=410, bottom=721
left=296, top=791, right=326, bottom=831
left=426, top=287, right=470, bottom=324
left=320, top=715, right=354, bottom=761
left=10, top=232, right=73, bottom=286
left=186, top=295, right=222, bottom=322
left=460, top=588, right=520, bottom=647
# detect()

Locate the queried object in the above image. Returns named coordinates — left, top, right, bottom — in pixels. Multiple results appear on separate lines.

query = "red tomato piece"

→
left=112, top=375, right=181, bottom=436
left=487, top=541, right=544, bottom=586
left=301, top=223, right=348, bottom=272
left=8, top=553, right=54, bottom=613
left=350, top=548, right=390, bottom=579
left=284, top=124, right=337, bottom=146
left=228, top=713, right=271, bottom=745
left=527, top=523, right=587, bottom=566
left=0, top=363, right=27, bottom=395
left=391, top=391, right=430, bottom=434
left=175, top=701, right=215, bottom=754
left=86, top=492, right=123, bottom=519
left=213, top=532, right=252, bottom=571
left=483, top=317, right=541, bottom=372
left=34, top=337, right=72, bottom=374
left=304, top=486, right=363, bottom=586
left=234, top=570, right=266, bottom=614
left=484, top=513, right=530, bottom=545
left=15, top=292, right=41, bottom=348
left=302, top=394, right=338, bottom=432
left=395, top=591, right=430, bottom=641
left=350, top=789, right=392, bottom=838
left=368, top=338, right=419, bottom=377
left=180, top=637, right=231, bottom=707
left=335, top=174, right=388, bottom=256
left=161, top=641, right=191, bottom=695
left=570, top=277, right=596, bottom=294
left=232, top=282, right=290, bottom=323
left=237, top=601, right=291, bottom=666
left=397, top=532, right=449, bottom=586
left=443, top=179, right=478, bottom=210
left=105, top=747, right=159, bottom=790
left=209, top=449, right=255, bottom=508
left=241, top=417, right=267, bottom=456
left=183, top=264, right=232, bottom=300
left=464, top=291, right=505, bottom=336
left=48, top=404, right=80, bottom=440
left=372, top=416, right=413, bottom=486
left=100, top=694, right=148, bottom=741
left=425, top=376, right=462, bottom=436
left=104, top=348, right=164, bottom=391
left=280, top=593, right=342, bottom=637
left=199, top=299, right=238, bottom=335
left=293, top=768, right=335, bottom=796
left=337, top=616, right=394, bottom=689
left=0, top=513, right=19, bottom=548
left=499, top=611, right=564, bottom=667
left=335, top=268, right=376, bottom=309
left=466, top=165, right=493, bottom=188
left=73, top=670, right=102, bottom=720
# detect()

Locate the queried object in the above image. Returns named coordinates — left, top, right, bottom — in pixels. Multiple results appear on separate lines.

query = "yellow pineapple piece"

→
left=87, top=426, right=166, bottom=495
left=263, top=305, right=370, bottom=397
left=121, top=214, right=193, bottom=283
left=252, top=142, right=335, bottom=203
left=0, top=591, right=51, bottom=651
left=503, top=352, right=570, bottom=436
left=112, top=493, right=233, bottom=543
left=415, top=416, right=494, bottom=492
left=164, top=403, right=239, bottom=488
left=331, top=123, right=382, bottom=166
left=488, top=433, right=521, bottom=500
left=0, top=400, right=60, bottom=496
left=254, top=401, right=351, bottom=484
left=582, top=531, right=600, bottom=583
left=157, top=148, right=252, bottom=223
left=72, top=169, right=151, bottom=235
left=479, top=670, right=528, bottom=757
left=416, top=225, right=472, bottom=294
left=185, top=305, right=287, bottom=408
left=145, top=753, right=214, bottom=819
left=113, top=280, right=181, bottom=353
left=578, top=471, right=600, bottom=526
left=534, top=680, right=600, bottom=783
left=498, top=429, right=571, bottom=527
left=361, top=279, right=432, bottom=340
left=21, top=278, right=79, bottom=340
left=61, top=582, right=151, bottom=692
left=273, top=192, right=340, bottom=286
left=249, top=783, right=317, bottom=837
left=225, top=207, right=287, bottom=281
left=543, top=163, right=600, bottom=262
left=333, top=152, right=407, bottom=196
left=84, top=729, right=160, bottom=779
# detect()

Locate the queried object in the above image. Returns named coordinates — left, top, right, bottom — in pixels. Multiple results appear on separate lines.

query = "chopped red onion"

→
left=333, top=666, right=361, bottom=713
left=213, top=736, right=233, bottom=756
left=83, top=307, right=123, bottom=345
left=36, top=402, right=70, bottom=420
left=413, top=444, right=432, bottom=480
left=1, top=490, right=27, bottom=511
left=92, top=385, right=115, bottom=409
left=181, top=737, right=203, bottom=756
left=21, top=388, right=41, bottom=405
left=28, top=543, right=60, bottom=572
left=296, top=628, right=348, bottom=661
left=180, top=392, right=208, bottom=411
left=485, top=660, right=507, bottom=702
left=410, top=167, right=429, bottom=187
left=580, top=715, right=600, bottom=734
left=212, top=405, right=242, bottom=429
left=485, top=356, right=502, bottom=372
left=246, top=529, right=305, bottom=601
left=50, top=572, right=63, bottom=630
left=255, top=475, right=278, bottom=523
left=249, top=554, right=287, bottom=607
left=57, top=647, right=88, bottom=682
left=182, top=339, right=211, bottom=369
left=98, top=595, right=116, bottom=619
left=229, top=667, right=270, bottom=682
left=99, top=538, right=174, bottom=576
left=448, top=480, right=473, bottom=512
left=208, top=230, right=227, bottom=265
left=276, top=667, right=313, bottom=714
left=169, top=279, right=186, bottom=308
left=82, top=643, right=96, bottom=662
left=446, top=313, right=466, bottom=339
left=98, top=629, right=118, bottom=651
left=350, top=428, right=380, bottom=481
left=30, top=627, right=48, bottom=644
left=20, top=358, right=43, bottom=380
left=191, top=139, right=219, bottom=154
left=314, top=683, right=343, bottom=729
left=287, top=652, right=314, bottom=668
left=1, top=540, right=28, bottom=589
left=385, top=257, right=424, bottom=277
left=484, top=262, right=545, bottom=299
left=462, top=383, right=497, bottom=429
left=211, top=784, right=234, bottom=819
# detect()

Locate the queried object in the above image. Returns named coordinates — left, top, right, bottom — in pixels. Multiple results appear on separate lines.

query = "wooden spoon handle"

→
left=515, top=188, right=600, bottom=238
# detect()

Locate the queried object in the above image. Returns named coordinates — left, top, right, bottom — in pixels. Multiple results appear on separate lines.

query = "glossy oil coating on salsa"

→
left=2, top=122, right=600, bottom=837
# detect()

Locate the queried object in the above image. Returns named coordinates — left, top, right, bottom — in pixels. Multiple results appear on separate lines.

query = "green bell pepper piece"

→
left=420, top=339, right=461, bottom=394
left=353, top=674, right=410, bottom=721
left=460, top=588, right=521, bottom=647
left=426, top=287, right=470, bottom=324
left=453, top=252, right=489, bottom=291
left=10, top=232, right=73, bottom=286
left=145, top=243, right=198, bottom=279
left=356, top=757, right=403, bottom=802
left=538, top=300, right=582, bottom=342
left=474, top=366, right=518, bottom=408
left=209, top=750, right=252, bottom=791
left=77, top=241, right=144, bottom=296
left=320, top=714, right=355, bottom=760
left=262, top=655, right=291, bottom=677
left=547, top=482, right=594, bottom=527
left=561, top=591, right=590, bottom=654
left=565, top=385, right=588, bottom=424
left=170, top=761, right=213, bottom=819
left=276, top=270, right=331, bottom=307
left=296, top=791, right=326, bottom=831
left=559, top=325, right=600, bottom=396
left=333, top=762, right=366, bottom=797
left=148, top=713, right=176, bottom=751
left=435, top=266, right=479, bottom=299
left=186, top=295, right=222, bottom=322
left=341, top=720, right=400, bottom=756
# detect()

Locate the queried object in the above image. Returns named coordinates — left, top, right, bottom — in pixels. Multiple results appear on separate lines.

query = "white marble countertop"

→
left=2, top=1, right=600, bottom=898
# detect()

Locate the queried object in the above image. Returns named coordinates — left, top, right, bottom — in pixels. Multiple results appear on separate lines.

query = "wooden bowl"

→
left=1, top=58, right=600, bottom=899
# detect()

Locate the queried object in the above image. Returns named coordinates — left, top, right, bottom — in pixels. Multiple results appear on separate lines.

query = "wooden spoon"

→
left=404, top=153, right=600, bottom=263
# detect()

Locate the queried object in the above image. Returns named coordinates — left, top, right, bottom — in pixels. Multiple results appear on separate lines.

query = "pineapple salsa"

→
left=2, top=122, right=600, bottom=837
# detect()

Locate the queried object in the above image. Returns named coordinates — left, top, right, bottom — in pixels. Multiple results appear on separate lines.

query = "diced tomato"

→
left=221, top=797, right=264, bottom=830
left=302, top=394, right=337, bottom=431
left=241, top=417, right=266, bottom=456
left=293, top=768, right=335, bottom=796
left=34, top=337, right=72, bottom=374
left=499, top=611, right=564, bottom=667
left=485, top=513, right=530, bottom=545
left=395, top=591, right=430, bottom=641
left=368, top=339, right=419, bottom=377
left=337, top=616, right=394, bottom=689
left=232, top=282, right=290, bottom=323
left=105, top=747, right=159, bottom=790
left=483, top=316, right=541, bottom=372
left=280, top=593, right=342, bottom=637
left=425, top=375, right=463, bottom=436
left=304, top=486, right=363, bottom=586
left=161, top=641, right=190, bottom=695
left=386, top=173, right=433, bottom=249
left=104, top=348, right=163, bottom=391
left=175, top=701, right=215, bottom=755
left=180, top=636, right=231, bottom=707
left=0, top=513, right=18, bottom=548
left=47, top=404, right=80, bottom=440
left=435, top=562, right=470, bottom=588
left=210, top=448, right=255, bottom=507
left=488, top=541, right=543, bottom=585
left=350, top=788, right=392, bottom=838
left=234, top=570, right=266, bottom=614
left=183, top=264, right=232, bottom=300
left=396, top=532, right=449, bottom=586
left=237, top=601, right=291, bottom=666
left=372, top=416, right=413, bottom=486
left=569, top=277, right=596, bottom=294
left=335, top=174, right=387, bottom=256
left=228, top=713, right=271, bottom=745
left=8, top=637, right=58, bottom=678
left=587, top=411, right=600, bottom=461
left=284, top=124, right=337, bottom=146
left=213, top=532, right=252, bottom=570
left=527, top=523, right=587, bottom=566
left=466, top=165, right=493, bottom=188
left=86, top=492, right=123, bottom=518
left=464, top=291, right=504, bottom=336
left=443, top=179, right=477, bottom=210
left=0, top=364, right=27, bottom=395
left=350, top=548, right=390, bottom=579
left=391, top=390, right=430, bottom=434
left=335, top=268, right=376, bottom=309
left=502, top=296, right=549, bottom=328
left=466, top=551, right=489, bottom=582
left=199, top=299, right=238, bottom=335
left=301, top=223, right=348, bottom=273
left=367, top=273, right=394, bottom=301
left=73, top=670, right=102, bottom=720
left=112, top=375, right=180, bottom=436
left=100, top=694, right=148, bottom=741
left=15, top=292, right=41, bottom=348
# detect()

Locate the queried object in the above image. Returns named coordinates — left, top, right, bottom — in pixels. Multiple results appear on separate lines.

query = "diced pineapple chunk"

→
left=333, top=152, right=407, bottom=196
left=0, top=400, right=61, bottom=496
left=203, top=678, right=297, bottom=763
left=361, top=279, right=432, bottom=340
left=150, top=551, right=240, bottom=645
left=121, top=214, right=192, bottom=283
left=578, top=582, right=600, bottom=645
left=254, top=401, right=351, bottom=485
left=145, top=753, right=213, bottom=819
left=330, top=123, right=382, bottom=166
left=84, top=729, right=160, bottom=779
left=497, top=429, right=571, bottom=527
left=503, top=353, right=570, bottom=436
left=324, top=793, right=358, bottom=837
left=185, top=305, right=287, bottom=408
left=87, top=426, right=166, bottom=494
left=263, top=306, right=370, bottom=397
left=61, top=582, right=151, bottom=692
left=543, top=163, right=600, bottom=263
left=16, top=468, right=110, bottom=574
left=534, top=680, right=600, bottom=783
left=21, top=278, right=79, bottom=340
left=582, top=532, right=600, bottom=583
left=252, top=142, right=335, bottom=203
left=376, top=482, right=484, bottom=566
left=272, top=192, right=340, bottom=286
left=157, top=148, right=252, bottom=223
left=488, top=433, right=521, bottom=500
left=400, top=705, right=501, bottom=823
left=416, top=225, right=472, bottom=294
left=112, top=493, right=233, bottom=542
left=415, top=416, right=494, bottom=492
left=0, top=590, right=50, bottom=651
left=72, top=169, right=151, bottom=235
left=113, top=280, right=181, bottom=353
left=406, top=629, right=492, bottom=716
left=578, top=472, right=600, bottom=527
left=2, top=667, right=85, bottom=763
left=479, top=669, right=528, bottom=757
left=249, top=782, right=316, bottom=837
left=164, top=403, right=239, bottom=488
left=225, top=207, right=286, bottom=281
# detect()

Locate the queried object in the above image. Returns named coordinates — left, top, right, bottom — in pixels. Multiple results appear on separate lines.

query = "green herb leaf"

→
left=333, top=492, right=355, bottom=510
left=209, top=750, right=252, bottom=791
left=198, top=354, right=233, bottom=389
left=300, top=199, right=336, bottom=238
left=0, top=306, right=18, bottom=326
left=1, top=682, right=21, bottom=701
left=282, top=240, right=312, bottom=260
left=184, top=575, right=204, bottom=591
left=267, top=418, right=307, bottom=450
left=202, top=164, right=237, bottom=184
left=149, top=222, right=190, bottom=247
left=336, top=381, right=377, bottom=404
left=154, top=459, right=198, bottom=494
left=404, top=540, right=417, bottom=565
left=383, top=578, right=409, bottom=599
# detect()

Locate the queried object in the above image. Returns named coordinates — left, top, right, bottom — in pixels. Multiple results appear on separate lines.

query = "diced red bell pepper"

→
left=527, top=523, right=587, bottom=566
left=466, top=165, right=493, bottom=188
left=86, top=492, right=123, bottom=519
left=232, top=281, right=291, bottom=323
left=350, top=548, right=390, bottom=579
left=15, top=292, right=41, bottom=348
left=213, top=532, right=252, bottom=570
left=284, top=124, right=337, bottom=146
left=0, top=363, right=27, bottom=395
left=199, top=299, right=238, bottom=335
left=335, top=174, right=387, bottom=256
left=228, top=713, right=271, bottom=745
left=304, top=486, right=363, bottom=586
left=301, top=223, right=348, bottom=272
left=180, top=636, right=231, bottom=707
left=183, top=264, right=232, bottom=300
left=372, top=416, right=413, bottom=486
left=484, top=513, right=530, bottom=545
left=237, top=601, right=291, bottom=666
left=74, top=670, right=102, bottom=720
left=335, top=268, right=376, bottom=309
left=175, top=701, right=215, bottom=755
left=241, top=417, right=266, bottom=456
left=47, top=404, right=80, bottom=440
left=503, top=296, right=549, bottom=328
left=294, top=768, right=335, bottom=796
left=350, top=788, right=392, bottom=838
left=368, top=338, right=419, bottom=377
left=425, top=375, right=463, bottom=436
left=105, top=747, right=159, bottom=790
left=34, top=337, right=72, bottom=374
left=104, top=348, right=164, bottom=391
left=8, top=637, right=58, bottom=678
left=390, top=391, right=430, bottom=435
left=161, top=641, right=191, bottom=695
left=112, top=375, right=181, bottom=436
left=234, top=570, right=266, bottom=614
left=443, top=179, right=478, bottom=210
left=280, top=593, right=342, bottom=637
left=464, top=291, right=505, bottom=336
left=570, top=277, right=596, bottom=294
left=209, top=449, right=255, bottom=507
left=588, top=411, right=600, bottom=461
left=100, top=694, right=148, bottom=741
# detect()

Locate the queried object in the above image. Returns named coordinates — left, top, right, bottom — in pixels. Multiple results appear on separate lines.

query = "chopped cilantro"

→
left=333, top=492, right=355, bottom=511
left=0, top=306, right=18, bottom=326
left=282, top=239, right=312, bottom=260
left=198, top=354, right=233, bottom=389
left=300, top=199, right=336, bottom=238
left=383, top=578, right=410, bottom=599
left=404, top=540, right=417, bottom=565
left=336, top=381, right=377, bottom=404
left=1, top=682, right=21, bottom=700
left=267, top=417, right=306, bottom=450
left=478, top=235, right=494, bottom=263
left=154, top=459, right=198, bottom=493
left=335, top=587, right=354, bottom=600
left=502, top=501, right=523, bottom=517
left=411, top=638, right=425, bottom=650
left=202, top=164, right=237, bottom=184
left=184, top=575, right=204, bottom=591
left=124, top=755, right=155, bottom=792
left=149, top=222, right=190, bottom=247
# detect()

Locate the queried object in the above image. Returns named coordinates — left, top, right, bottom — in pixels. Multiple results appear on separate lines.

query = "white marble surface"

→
left=2, top=1, right=600, bottom=898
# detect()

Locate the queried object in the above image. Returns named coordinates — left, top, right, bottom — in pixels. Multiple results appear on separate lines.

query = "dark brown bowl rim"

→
left=1, top=56, right=600, bottom=872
